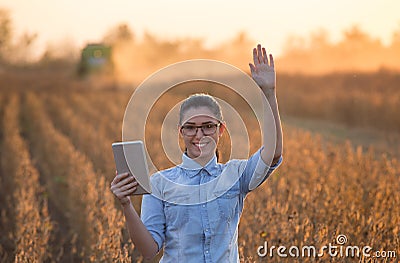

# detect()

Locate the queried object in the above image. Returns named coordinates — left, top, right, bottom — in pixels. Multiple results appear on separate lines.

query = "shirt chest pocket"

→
left=215, top=188, right=240, bottom=221
left=164, top=202, right=189, bottom=227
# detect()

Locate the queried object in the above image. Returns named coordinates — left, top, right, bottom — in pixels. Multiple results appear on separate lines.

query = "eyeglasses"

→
left=180, top=122, right=221, bottom=136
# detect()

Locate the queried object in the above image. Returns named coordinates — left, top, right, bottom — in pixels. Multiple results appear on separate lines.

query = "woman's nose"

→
left=194, top=127, right=204, bottom=138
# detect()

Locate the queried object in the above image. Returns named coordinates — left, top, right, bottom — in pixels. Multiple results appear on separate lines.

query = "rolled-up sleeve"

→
left=141, top=189, right=166, bottom=251
left=240, top=148, right=283, bottom=194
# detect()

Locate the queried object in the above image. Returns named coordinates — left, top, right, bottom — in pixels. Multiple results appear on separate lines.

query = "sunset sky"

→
left=1, top=0, right=400, bottom=56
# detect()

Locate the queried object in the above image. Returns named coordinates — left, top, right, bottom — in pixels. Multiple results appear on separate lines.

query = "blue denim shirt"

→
left=141, top=148, right=282, bottom=262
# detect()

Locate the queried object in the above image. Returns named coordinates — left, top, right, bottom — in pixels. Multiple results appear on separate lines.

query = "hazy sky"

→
left=1, top=0, right=400, bottom=56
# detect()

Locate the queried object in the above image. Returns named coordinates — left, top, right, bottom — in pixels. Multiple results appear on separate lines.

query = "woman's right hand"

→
left=110, top=172, right=138, bottom=206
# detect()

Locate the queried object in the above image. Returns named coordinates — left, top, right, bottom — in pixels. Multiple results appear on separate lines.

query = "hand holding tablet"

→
left=111, top=141, right=152, bottom=195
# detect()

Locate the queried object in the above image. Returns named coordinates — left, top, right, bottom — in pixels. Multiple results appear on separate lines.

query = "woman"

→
left=111, top=44, right=283, bottom=262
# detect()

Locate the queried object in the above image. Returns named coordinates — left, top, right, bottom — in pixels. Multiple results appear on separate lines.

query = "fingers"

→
left=253, top=45, right=265, bottom=65
left=257, top=44, right=263, bottom=64
left=113, top=186, right=137, bottom=200
left=253, top=44, right=273, bottom=66
left=116, top=183, right=138, bottom=197
left=262, top=47, right=267, bottom=64
left=119, top=179, right=138, bottom=191
left=111, top=171, right=130, bottom=185
left=249, top=63, right=255, bottom=73
left=118, top=187, right=137, bottom=197
left=252, top=47, right=259, bottom=66
left=111, top=172, right=138, bottom=195
left=114, top=174, right=137, bottom=189
left=110, top=173, right=138, bottom=199
left=269, top=54, right=274, bottom=68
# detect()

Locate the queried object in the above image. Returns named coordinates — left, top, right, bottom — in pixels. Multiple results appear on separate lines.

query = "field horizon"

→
left=0, top=68, right=399, bottom=262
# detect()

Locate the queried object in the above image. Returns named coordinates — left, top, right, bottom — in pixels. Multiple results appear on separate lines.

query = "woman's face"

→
left=180, top=106, right=225, bottom=162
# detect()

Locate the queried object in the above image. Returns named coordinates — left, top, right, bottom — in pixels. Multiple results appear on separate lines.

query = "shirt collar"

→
left=179, top=153, right=219, bottom=178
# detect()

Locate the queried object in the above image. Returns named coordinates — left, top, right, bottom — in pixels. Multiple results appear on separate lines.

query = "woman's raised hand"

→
left=249, top=44, right=276, bottom=92
left=110, top=172, right=138, bottom=206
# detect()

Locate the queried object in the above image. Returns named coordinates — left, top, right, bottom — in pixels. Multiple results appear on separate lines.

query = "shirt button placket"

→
left=200, top=169, right=212, bottom=262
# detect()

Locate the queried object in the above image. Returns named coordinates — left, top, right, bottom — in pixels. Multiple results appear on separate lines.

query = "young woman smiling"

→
left=111, top=44, right=283, bottom=262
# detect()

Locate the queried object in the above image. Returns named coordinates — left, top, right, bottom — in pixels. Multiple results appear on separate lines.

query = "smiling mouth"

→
left=193, top=142, right=208, bottom=148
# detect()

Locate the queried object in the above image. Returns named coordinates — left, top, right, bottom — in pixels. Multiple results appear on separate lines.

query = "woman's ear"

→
left=178, top=125, right=183, bottom=137
left=218, top=122, right=226, bottom=137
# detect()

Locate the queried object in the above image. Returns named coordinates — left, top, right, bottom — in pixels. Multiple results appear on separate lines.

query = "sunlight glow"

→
left=2, top=0, right=399, bottom=56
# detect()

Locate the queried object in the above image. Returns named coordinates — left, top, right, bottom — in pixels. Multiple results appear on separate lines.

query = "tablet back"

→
left=112, top=141, right=152, bottom=195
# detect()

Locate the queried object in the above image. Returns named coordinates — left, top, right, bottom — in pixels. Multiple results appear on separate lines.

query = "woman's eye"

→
left=203, top=124, right=213, bottom=129
left=185, top=126, right=196, bottom=130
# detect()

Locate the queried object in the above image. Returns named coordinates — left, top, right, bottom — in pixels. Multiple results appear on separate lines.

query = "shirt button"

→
left=202, top=204, right=206, bottom=208
left=205, top=229, right=208, bottom=232
left=205, top=251, right=209, bottom=254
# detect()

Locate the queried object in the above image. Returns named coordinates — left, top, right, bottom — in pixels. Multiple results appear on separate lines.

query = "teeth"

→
left=195, top=143, right=206, bottom=147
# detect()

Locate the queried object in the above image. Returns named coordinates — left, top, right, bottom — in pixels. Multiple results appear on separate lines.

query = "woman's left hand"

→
left=249, top=44, right=276, bottom=92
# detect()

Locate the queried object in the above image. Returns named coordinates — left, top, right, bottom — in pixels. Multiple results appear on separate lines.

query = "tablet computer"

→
left=112, top=141, right=152, bottom=195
